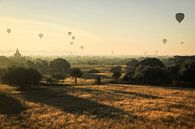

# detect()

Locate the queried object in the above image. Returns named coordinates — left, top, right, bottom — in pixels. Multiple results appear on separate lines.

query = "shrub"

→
left=1, top=67, right=42, bottom=89
left=110, top=66, right=122, bottom=83
left=88, top=69, right=100, bottom=73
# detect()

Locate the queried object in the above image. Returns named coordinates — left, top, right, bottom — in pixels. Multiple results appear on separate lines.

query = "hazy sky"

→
left=0, top=0, right=195, bottom=56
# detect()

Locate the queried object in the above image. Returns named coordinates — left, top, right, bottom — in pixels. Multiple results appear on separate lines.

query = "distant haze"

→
left=0, top=0, right=195, bottom=56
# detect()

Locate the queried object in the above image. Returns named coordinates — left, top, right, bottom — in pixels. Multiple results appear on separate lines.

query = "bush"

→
left=88, top=69, right=100, bottom=73
left=95, top=76, right=102, bottom=84
left=110, top=66, right=122, bottom=83
left=1, top=67, right=42, bottom=89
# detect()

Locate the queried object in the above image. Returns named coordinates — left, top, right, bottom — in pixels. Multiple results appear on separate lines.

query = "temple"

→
left=10, top=48, right=25, bottom=61
left=14, top=48, right=22, bottom=59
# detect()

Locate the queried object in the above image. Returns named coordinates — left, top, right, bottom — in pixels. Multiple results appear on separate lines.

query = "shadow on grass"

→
left=110, top=90, right=164, bottom=99
left=0, top=93, right=26, bottom=115
left=21, top=87, right=133, bottom=119
left=65, top=87, right=163, bottom=99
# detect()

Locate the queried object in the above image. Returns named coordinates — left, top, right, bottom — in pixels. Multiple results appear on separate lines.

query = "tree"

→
left=70, top=68, right=83, bottom=85
left=49, top=58, right=71, bottom=83
left=139, top=58, right=165, bottom=68
left=49, top=58, right=70, bottom=73
left=34, top=59, right=49, bottom=75
left=1, top=67, right=42, bottom=89
left=88, top=69, right=100, bottom=73
left=179, top=60, right=195, bottom=86
left=126, top=58, right=139, bottom=71
left=50, top=73, right=65, bottom=84
left=110, top=66, right=122, bottom=83
left=0, top=56, right=11, bottom=68
left=95, top=76, right=102, bottom=85
left=133, top=65, right=169, bottom=85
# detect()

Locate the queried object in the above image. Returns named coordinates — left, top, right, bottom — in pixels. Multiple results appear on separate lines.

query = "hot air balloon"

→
left=72, top=36, right=75, bottom=40
left=162, top=39, right=167, bottom=44
left=175, top=13, right=185, bottom=23
left=70, top=42, right=74, bottom=45
left=7, top=29, right=11, bottom=33
left=38, top=33, right=43, bottom=39
left=80, top=46, right=84, bottom=50
left=181, top=41, right=184, bottom=45
left=68, top=32, right=72, bottom=36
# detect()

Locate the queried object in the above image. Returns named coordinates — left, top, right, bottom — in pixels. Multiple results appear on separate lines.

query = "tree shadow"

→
left=21, top=87, right=133, bottom=119
left=65, top=87, right=163, bottom=99
left=0, top=93, right=26, bottom=115
left=110, top=90, right=164, bottom=99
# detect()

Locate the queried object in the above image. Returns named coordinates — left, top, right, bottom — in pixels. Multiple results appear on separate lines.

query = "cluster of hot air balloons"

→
left=67, top=31, right=84, bottom=50
left=68, top=32, right=74, bottom=45
left=162, top=13, right=185, bottom=46
left=4, top=12, right=187, bottom=56
left=5, top=27, right=85, bottom=52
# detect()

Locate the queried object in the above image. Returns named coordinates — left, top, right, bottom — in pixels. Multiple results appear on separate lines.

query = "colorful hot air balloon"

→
left=162, top=39, right=167, bottom=44
left=38, top=33, right=43, bottom=39
left=175, top=13, right=185, bottom=23
left=7, top=29, right=11, bottom=33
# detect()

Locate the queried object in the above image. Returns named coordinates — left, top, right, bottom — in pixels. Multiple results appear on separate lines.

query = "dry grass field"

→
left=0, top=84, right=194, bottom=129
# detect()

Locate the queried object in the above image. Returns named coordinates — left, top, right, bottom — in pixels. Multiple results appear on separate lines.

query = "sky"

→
left=0, top=0, right=195, bottom=56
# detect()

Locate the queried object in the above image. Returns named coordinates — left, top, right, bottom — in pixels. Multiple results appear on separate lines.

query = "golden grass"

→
left=0, top=84, right=194, bottom=129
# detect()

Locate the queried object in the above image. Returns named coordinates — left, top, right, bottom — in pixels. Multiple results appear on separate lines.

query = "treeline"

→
left=0, top=57, right=83, bottom=89
left=121, top=56, right=195, bottom=87
left=0, top=55, right=195, bottom=89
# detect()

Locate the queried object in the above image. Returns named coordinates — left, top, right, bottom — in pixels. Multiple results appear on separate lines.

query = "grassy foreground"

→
left=0, top=84, right=194, bottom=129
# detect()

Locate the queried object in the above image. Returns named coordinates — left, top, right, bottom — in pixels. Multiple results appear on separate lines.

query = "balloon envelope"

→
left=7, top=29, right=11, bottom=33
left=80, top=46, right=84, bottom=49
left=68, top=32, right=72, bottom=36
left=38, top=33, right=43, bottom=39
left=175, top=13, right=185, bottom=23
left=72, top=36, right=75, bottom=40
left=162, top=39, right=167, bottom=44
left=181, top=42, right=184, bottom=45
left=70, top=42, right=74, bottom=45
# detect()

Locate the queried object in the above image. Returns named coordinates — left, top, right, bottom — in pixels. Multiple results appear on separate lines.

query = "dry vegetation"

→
left=0, top=84, right=194, bottom=129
